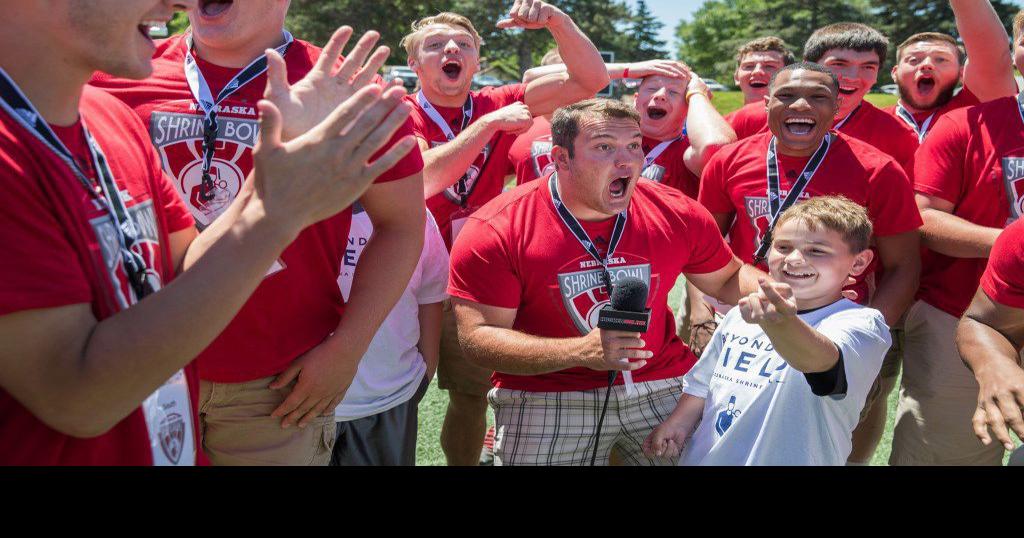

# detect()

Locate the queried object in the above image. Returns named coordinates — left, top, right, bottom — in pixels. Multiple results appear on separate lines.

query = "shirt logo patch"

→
left=432, top=139, right=491, bottom=203
left=557, top=263, right=651, bottom=334
left=531, top=137, right=555, bottom=178
left=1001, top=156, right=1024, bottom=225
left=89, top=199, right=163, bottom=309
left=641, top=164, right=665, bottom=183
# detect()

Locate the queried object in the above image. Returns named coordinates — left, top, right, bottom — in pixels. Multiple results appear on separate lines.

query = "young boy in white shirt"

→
left=644, top=196, right=892, bottom=465
left=331, top=207, right=449, bottom=466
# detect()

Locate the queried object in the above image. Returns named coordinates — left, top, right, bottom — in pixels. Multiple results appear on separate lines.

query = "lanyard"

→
left=895, top=103, right=934, bottom=143
left=643, top=132, right=684, bottom=171
left=416, top=90, right=478, bottom=207
left=0, top=67, right=155, bottom=302
left=183, top=31, right=293, bottom=201
left=752, top=134, right=832, bottom=264
left=1015, top=92, right=1024, bottom=129
left=548, top=173, right=627, bottom=290
left=833, top=103, right=861, bottom=131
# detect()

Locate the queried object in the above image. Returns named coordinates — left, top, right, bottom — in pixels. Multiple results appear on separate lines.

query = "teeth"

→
left=785, top=118, right=814, bottom=124
left=141, top=20, right=167, bottom=31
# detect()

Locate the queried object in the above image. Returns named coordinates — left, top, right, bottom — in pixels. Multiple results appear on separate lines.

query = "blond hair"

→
left=774, top=196, right=873, bottom=253
left=400, top=12, right=482, bottom=58
left=1014, top=10, right=1024, bottom=41
left=735, top=36, right=795, bottom=65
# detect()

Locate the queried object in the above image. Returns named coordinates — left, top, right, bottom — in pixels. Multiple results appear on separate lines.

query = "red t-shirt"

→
left=0, top=86, right=200, bottom=465
left=725, top=100, right=919, bottom=173
left=981, top=219, right=1024, bottom=309
left=90, top=35, right=424, bottom=382
left=641, top=135, right=700, bottom=198
left=447, top=174, right=735, bottom=392
left=407, top=84, right=526, bottom=250
left=913, top=96, right=1024, bottom=317
left=509, top=115, right=554, bottom=185
left=698, top=131, right=922, bottom=302
left=883, top=88, right=979, bottom=140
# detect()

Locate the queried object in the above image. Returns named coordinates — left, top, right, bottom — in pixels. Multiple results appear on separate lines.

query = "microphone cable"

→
left=589, top=370, right=617, bottom=466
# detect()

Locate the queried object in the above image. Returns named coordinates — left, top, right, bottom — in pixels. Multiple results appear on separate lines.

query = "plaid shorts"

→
left=487, top=377, right=684, bottom=466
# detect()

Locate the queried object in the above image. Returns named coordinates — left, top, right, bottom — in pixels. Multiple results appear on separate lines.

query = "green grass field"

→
left=415, top=91, right=909, bottom=466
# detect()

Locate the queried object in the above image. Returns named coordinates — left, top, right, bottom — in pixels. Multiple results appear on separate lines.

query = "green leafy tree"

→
left=628, top=0, right=668, bottom=61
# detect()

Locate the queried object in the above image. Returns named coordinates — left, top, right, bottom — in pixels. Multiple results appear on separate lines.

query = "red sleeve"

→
left=678, top=197, right=736, bottom=274
left=981, top=220, right=1024, bottom=309
left=372, top=116, right=425, bottom=183
left=913, top=112, right=968, bottom=205
left=447, top=217, right=521, bottom=309
left=893, top=128, right=920, bottom=177
left=0, top=150, right=91, bottom=316
left=867, top=159, right=923, bottom=236
left=697, top=148, right=736, bottom=214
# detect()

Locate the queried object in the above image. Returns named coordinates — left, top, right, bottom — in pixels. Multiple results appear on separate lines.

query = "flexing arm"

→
left=957, top=288, right=1024, bottom=450
left=268, top=172, right=427, bottom=427
left=870, top=231, right=921, bottom=325
left=681, top=76, right=736, bottom=177
left=452, top=298, right=652, bottom=375
left=952, top=0, right=1017, bottom=102
left=503, top=1, right=609, bottom=116
left=522, top=59, right=687, bottom=85
left=0, top=86, right=415, bottom=437
left=917, top=193, right=1001, bottom=258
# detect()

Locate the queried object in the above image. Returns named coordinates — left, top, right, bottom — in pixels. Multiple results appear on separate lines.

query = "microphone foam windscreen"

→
left=611, top=276, right=648, bottom=312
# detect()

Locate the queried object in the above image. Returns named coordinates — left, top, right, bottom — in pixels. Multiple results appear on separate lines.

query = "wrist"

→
left=546, top=10, right=570, bottom=30
left=238, top=194, right=302, bottom=249
left=686, top=89, right=708, bottom=104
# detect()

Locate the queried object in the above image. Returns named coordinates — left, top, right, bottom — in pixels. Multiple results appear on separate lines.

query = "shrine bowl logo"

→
left=641, top=164, right=666, bottom=183
left=744, top=195, right=772, bottom=250
left=1001, top=156, right=1024, bottom=223
left=558, top=263, right=652, bottom=334
left=531, top=136, right=555, bottom=178
left=434, top=140, right=491, bottom=203
left=150, top=111, right=259, bottom=229
left=159, top=412, right=186, bottom=465
left=90, top=199, right=164, bottom=309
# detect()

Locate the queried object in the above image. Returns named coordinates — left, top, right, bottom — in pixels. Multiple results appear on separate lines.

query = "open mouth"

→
left=838, top=85, right=857, bottom=96
left=199, top=0, right=233, bottom=18
left=646, top=106, right=667, bottom=120
left=782, top=267, right=815, bottom=280
left=442, top=61, right=463, bottom=81
left=783, top=117, right=816, bottom=136
left=749, top=81, right=768, bottom=89
left=137, top=19, right=166, bottom=41
left=609, top=176, right=631, bottom=199
left=916, top=76, right=936, bottom=96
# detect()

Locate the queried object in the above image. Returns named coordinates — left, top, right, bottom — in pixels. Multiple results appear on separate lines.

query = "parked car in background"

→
left=472, top=74, right=507, bottom=90
left=384, top=66, right=419, bottom=92
left=703, top=78, right=728, bottom=92
left=878, top=83, right=899, bottom=95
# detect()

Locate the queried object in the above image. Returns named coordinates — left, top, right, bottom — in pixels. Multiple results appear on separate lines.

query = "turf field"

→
left=414, top=91, right=905, bottom=466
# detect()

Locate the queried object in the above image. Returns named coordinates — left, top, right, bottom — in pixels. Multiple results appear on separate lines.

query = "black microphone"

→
left=598, top=276, right=651, bottom=333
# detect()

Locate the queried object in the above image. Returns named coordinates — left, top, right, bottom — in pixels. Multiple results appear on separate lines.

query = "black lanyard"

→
left=0, top=67, right=154, bottom=301
left=416, top=91, right=479, bottom=207
left=549, top=173, right=627, bottom=289
left=753, top=134, right=832, bottom=264
left=894, top=104, right=935, bottom=143
left=184, top=32, right=293, bottom=201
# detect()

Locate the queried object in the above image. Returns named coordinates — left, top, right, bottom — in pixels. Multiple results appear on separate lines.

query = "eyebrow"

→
left=589, top=133, right=642, bottom=140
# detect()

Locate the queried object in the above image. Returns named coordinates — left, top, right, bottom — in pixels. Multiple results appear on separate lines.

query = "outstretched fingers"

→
left=314, top=26, right=355, bottom=75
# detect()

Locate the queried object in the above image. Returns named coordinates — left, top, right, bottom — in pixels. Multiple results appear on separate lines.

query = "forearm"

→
left=325, top=218, right=425, bottom=363
left=920, top=208, right=1001, bottom=258
left=422, top=118, right=498, bottom=198
left=460, top=325, right=590, bottom=375
left=761, top=316, right=840, bottom=373
left=181, top=176, right=255, bottom=270
left=78, top=198, right=300, bottom=430
left=952, top=0, right=1016, bottom=101
left=870, top=260, right=920, bottom=326
left=957, top=316, right=1022, bottom=376
left=417, top=302, right=443, bottom=379
left=663, top=392, right=706, bottom=432
left=682, top=94, right=736, bottom=176
left=710, top=263, right=767, bottom=305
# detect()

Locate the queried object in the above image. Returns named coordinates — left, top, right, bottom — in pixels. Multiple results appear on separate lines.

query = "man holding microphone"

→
left=447, top=98, right=762, bottom=465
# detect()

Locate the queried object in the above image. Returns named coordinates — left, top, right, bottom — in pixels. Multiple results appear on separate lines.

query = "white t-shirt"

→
left=679, top=299, right=891, bottom=466
left=334, top=207, right=449, bottom=421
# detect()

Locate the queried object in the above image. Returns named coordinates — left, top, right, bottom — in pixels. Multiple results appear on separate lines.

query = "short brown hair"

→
left=735, top=36, right=795, bottom=66
left=1014, top=10, right=1024, bottom=40
left=803, top=22, right=888, bottom=64
left=896, top=32, right=964, bottom=64
left=774, top=196, right=873, bottom=253
left=551, top=98, right=640, bottom=158
left=400, top=12, right=482, bottom=57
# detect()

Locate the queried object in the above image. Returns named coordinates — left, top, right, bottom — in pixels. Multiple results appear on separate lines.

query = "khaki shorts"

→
left=890, top=300, right=1004, bottom=466
left=437, top=300, right=494, bottom=397
left=199, top=376, right=336, bottom=466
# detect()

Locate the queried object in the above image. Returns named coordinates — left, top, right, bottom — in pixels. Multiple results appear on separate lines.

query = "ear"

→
left=848, top=248, right=875, bottom=278
left=890, top=64, right=898, bottom=83
left=407, top=55, right=417, bottom=70
left=551, top=145, right=571, bottom=171
left=763, top=92, right=770, bottom=113
left=734, top=69, right=741, bottom=86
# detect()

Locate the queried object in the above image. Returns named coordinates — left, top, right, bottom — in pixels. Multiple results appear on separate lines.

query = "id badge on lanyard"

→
left=142, top=370, right=196, bottom=466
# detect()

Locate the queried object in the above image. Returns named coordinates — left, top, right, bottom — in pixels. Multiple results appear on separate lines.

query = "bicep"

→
left=168, top=226, right=198, bottom=273
left=359, top=172, right=426, bottom=230
left=966, top=288, right=1024, bottom=351
left=875, top=231, right=920, bottom=266
left=685, top=256, right=743, bottom=298
left=0, top=303, right=95, bottom=430
left=451, top=298, right=517, bottom=338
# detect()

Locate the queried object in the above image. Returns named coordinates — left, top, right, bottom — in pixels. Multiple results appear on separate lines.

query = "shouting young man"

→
left=733, top=36, right=795, bottom=106
left=885, top=0, right=1016, bottom=142
left=91, top=0, right=426, bottom=465
left=0, top=0, right=415, bottom=465
left=448, top=98, right=764, bottom=466
left=402, top=0, right=609, bottom=466
left=891, top=11, right=1024, bottom=467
